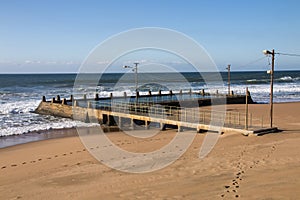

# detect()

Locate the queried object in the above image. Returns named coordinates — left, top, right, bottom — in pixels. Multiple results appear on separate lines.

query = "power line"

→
left=277, top=52, right=300, bottom=57
left=238, top=56, right=266, bottom=69
left=227, top=51, right=300, bottom=71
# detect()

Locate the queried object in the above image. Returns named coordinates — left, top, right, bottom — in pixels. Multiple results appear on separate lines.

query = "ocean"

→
left=0, top=71, right=300, bottom=137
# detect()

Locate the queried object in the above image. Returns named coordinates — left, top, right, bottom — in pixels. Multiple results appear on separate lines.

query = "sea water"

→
left=0, top=71, right=300, bottom=137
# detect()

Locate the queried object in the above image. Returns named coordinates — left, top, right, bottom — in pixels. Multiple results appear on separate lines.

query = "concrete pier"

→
left=35, top=90, right=263, bottom=135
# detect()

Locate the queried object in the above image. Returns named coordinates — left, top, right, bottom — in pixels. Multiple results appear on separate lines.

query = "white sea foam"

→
left=0, top=119, right=99, bottom=137
left=0, top=100, right=40, bottom=115
left=279, top=76, right=293, bottom=81
left=0, top=99, right=99, bottom=137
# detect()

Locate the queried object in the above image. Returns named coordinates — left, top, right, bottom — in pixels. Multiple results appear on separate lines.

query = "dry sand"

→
left=0, top=102, right=300, bottom=199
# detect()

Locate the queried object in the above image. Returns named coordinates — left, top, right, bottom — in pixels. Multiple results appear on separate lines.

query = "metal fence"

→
left=88, top=100, right=268, bottom=130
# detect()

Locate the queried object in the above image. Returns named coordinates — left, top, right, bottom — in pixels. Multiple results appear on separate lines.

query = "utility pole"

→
left=133, top=62, right=139, bottom=92
left=263, top=49, right=275, bottom=128
left=245, top=87, right=249, bottom=130
left=123, top=62, right=139, bottom=93
left=226, top=64, right=231, bottom=95
left=270, top=49, right=275, bottom=128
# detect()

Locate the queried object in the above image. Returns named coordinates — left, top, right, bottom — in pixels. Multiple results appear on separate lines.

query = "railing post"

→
left=201, top=89, right=205, bottom=96
left=192, top=109, right=195, bottom=121
left=245, top=87, right=249, bottom=130
left=62, top=98, right=67, bottom=105
left=232, top=112, right=235, bottom=127
left=56, top=95, right=60, bottom=102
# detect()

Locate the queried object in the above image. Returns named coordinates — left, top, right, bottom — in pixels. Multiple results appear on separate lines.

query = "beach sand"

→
left=0, top=102, right=300, bottom=199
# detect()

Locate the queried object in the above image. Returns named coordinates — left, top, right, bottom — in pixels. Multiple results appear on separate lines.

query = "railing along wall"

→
left=87, top=100, right=267, bottom=130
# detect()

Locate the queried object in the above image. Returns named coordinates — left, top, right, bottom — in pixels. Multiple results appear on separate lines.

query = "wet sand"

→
left=0, top=128, right=78, bottom=148
left=0, top=102, right=299, bottom=199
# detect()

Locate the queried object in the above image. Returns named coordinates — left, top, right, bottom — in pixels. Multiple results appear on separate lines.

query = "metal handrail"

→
left=87, top=100, right=268, bottom=129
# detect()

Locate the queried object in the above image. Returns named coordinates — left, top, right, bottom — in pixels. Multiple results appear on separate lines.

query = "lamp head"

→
left=263, top=50, right=272, bottom=55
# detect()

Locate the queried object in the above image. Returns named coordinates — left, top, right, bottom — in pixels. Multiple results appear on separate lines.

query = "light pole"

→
left=123, top=62, right=139, bottom=93
left=263, top=49, right=275, bottom=128
left=226, top=64, right=231, bottom=95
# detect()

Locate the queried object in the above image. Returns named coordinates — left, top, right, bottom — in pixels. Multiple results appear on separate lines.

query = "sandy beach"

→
left=0, top=102, right=300, bottom=199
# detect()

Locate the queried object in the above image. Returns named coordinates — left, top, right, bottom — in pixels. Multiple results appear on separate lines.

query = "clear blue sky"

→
left=0, top=0, right=300, bottom=73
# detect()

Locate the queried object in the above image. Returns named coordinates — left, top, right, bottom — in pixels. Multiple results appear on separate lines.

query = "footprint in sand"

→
left=11, top=164, right=17, bottom=167
left=1, top=166, right=6, bottom=169
left=54, top=155, right=58, bottom=157
left=22, top=162, right=26, bottom=165
left=47, top=157, right=52, bottom=160
left=38, top=158, right=42, bottom=161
